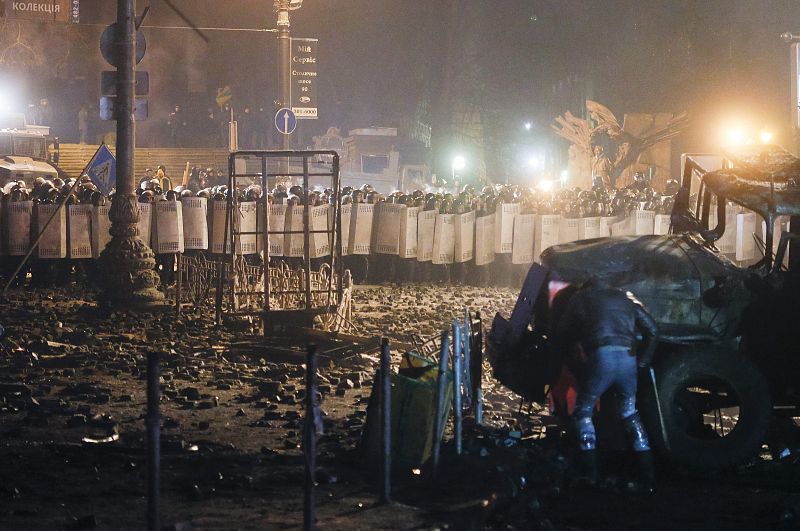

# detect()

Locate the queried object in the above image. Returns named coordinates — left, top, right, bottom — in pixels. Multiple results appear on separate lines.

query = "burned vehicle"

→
left=489, top=145, right=800, bottom=469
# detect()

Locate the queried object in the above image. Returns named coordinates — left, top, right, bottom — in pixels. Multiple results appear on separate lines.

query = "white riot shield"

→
left=535, top=214, right=561, bottom=260
left=181, top=197, right=208, bottom=250
left=339, top=203, right=352, bottom=257
left=653, top=214, right=671, bottom=236
left=599, top=216, right=616, bottom=237
left=235, top=201, right=257, bottom=255
left=474, top=214, right=496, bottom=266
left=348, top=203, right=374, bottom=255
left=610, top=215, right=634, bottom=237
left=559, top=217, right=580, bottom=244
left=310, top=204, right=330, bottom=258
left=153, top=201, right=185, bottom=254
left=137, top=202, right=153, bottom=248
left=68, top=204, right=92, bottom=259
left=7, top=201, right=33, bottom=257
left=399, top=206, right=419, bottom=259
left=715, top=208, right=737, bottom=255
left=578, top=217, right=601, bottom=240
left=91, top=204, right=111, bottom=259
left=209, top=201, right=229, bottom=254
left=284, top=205, right=305, bottom=258
left=454, top=211, right=475, bottom=263
left=417, top=209, right=436, bottom=262
left=512, top=213, right=535, bottom=265
left=736, top=211, right=757, bottom=261
left=432, top=213, right=455, bottom=264
left=268, top=204, right=287, bottom=257
left=494, top=203, right=519, bottom=254
left=632, top=210, right=655, bottom=235
left=37, top=203, right=67, bottom=259
left=374, top=203, right=403, bottom=255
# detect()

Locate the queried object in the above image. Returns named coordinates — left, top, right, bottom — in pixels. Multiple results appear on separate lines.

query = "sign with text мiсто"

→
left=4, top=0, right=79, bottom=23
left=290, top=37, right=318, bottom=119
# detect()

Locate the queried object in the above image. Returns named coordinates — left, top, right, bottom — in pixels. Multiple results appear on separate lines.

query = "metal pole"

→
left=98, top=0, right=161, bottom=306
left=431, top=331, right=450, bottom=476
left=452, top=321, right=462, bottom=455
left=175, top=252, right=182, bottom=316
left=474, top=310, right=483, bottom=426
left=146, top=351, right=161, bottom=531
left=379, top=337, right=392, bottom=504
left=462, top=308, right=472, bottom=410
left=304, top=343, right=318, bottom=531
left=277, top=0, right=291, bottom=174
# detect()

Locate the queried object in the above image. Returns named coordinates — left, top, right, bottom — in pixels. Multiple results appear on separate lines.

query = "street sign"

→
left=275, top=108, right=297, bottom=135
left=85, top=144, right=116, bottom=195
left=100, top=23, right=147, bottom=67
left=290, top=37, right=318, bottom=119
left=99, top=96, right=149, bottom=121
left=100, top=70, right=149, bottom=97
left=4, top=0, right=79, bottom=23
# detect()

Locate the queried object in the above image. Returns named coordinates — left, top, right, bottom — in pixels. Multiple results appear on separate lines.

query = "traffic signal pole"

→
left=98, top=0, right=162, bottom=307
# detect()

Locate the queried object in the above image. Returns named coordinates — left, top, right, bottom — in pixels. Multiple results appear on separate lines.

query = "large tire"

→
left=640, top=346, right=771, bottom=469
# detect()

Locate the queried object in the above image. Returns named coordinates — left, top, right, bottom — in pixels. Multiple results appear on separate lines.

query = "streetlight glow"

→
left=452, top=155, right=466, bottom=171
left=760, top=129, right=774, bottom=144
left=524, top=122, right=532, bottom=131
left=725, top=126, right=747, bottom=147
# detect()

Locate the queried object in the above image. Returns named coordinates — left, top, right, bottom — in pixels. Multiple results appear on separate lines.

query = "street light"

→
left=760, top=129, right=774, bottom=144
left=524, top=122, right=532, bottom=131
left=452, top=155, right=466, bottom=187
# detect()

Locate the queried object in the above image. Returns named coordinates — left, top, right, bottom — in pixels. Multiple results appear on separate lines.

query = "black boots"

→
left=576, top=450, right=598, bottom=486
left=633, top=450, right=656, bottom=493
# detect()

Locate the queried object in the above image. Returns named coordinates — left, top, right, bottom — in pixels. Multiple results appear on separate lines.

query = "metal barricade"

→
left=214, top=150, right=343, bottom=329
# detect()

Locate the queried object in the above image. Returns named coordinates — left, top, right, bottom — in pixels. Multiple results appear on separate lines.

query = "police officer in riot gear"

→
left=554, top=277, right=658, bottom=491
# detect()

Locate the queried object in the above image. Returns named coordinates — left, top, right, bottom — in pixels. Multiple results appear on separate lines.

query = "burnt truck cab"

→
left=0, top=113, right=64, bottom=187
left=489, top=146, right=800, bottom=468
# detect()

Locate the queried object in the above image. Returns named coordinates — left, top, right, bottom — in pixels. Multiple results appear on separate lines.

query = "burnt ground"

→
left=0, top=283, right=799, bottom=530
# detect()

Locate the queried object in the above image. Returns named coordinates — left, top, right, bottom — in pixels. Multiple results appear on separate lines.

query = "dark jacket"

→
left=555, top=284, right=659, bottom=367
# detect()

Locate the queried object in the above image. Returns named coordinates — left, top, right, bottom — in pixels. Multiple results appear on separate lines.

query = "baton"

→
left=649, top=367, right=671, bottom=452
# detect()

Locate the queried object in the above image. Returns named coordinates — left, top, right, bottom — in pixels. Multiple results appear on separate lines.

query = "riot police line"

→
left=0, top=174, right=779, bottom=289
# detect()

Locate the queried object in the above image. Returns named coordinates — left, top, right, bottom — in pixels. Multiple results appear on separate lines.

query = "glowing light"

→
left=560, top=169, right=569, bottom=180
left=726, top=126, right=747, bottom=147
left=760, top=130, right=774, bottom=144
left=538, top=179, right=554, bottom=192
left=411, top=468, right=421, bottom=476
left=524, top=122, right=532, bottom=131
left=452, top=155, right=466, bottom=171
left=527, top=155, right=542, bottom=169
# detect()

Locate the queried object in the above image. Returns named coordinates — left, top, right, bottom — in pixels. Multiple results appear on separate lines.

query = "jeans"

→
left=573, top=345, right=650, bottom=452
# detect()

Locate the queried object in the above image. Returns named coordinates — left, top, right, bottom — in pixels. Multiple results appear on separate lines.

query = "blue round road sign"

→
left=275, top=108, right=297, bottom=135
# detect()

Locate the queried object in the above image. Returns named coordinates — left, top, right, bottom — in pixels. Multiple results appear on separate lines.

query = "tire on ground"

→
left=640, top=346, right=771, bottom=469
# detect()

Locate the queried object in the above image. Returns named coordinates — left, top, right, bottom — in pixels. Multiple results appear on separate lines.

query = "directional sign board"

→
left=99, top=96, right=149, bottom=121
left=290, top=37, right=318, bottom=119
left=100, top=70, right=149, bottom=96
left=275, top=108, right=297, bottom=135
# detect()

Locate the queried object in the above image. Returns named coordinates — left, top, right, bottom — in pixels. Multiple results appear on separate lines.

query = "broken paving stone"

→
left=198, top=421, right=210, bottom=430
left=235, top=408, right=246, bottom=417
left=182, top=387, right=201, bottom=401
left=258, top=381, right=283, bottom=396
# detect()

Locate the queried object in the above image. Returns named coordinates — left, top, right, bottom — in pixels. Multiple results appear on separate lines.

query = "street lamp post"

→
left=98, top=0, right=162, bottom=307
left=277, top=0, right=291, bottom=152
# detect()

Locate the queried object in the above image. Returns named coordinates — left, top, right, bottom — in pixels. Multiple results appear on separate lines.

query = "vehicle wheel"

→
left=640, top=347, right=771, bottom=469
